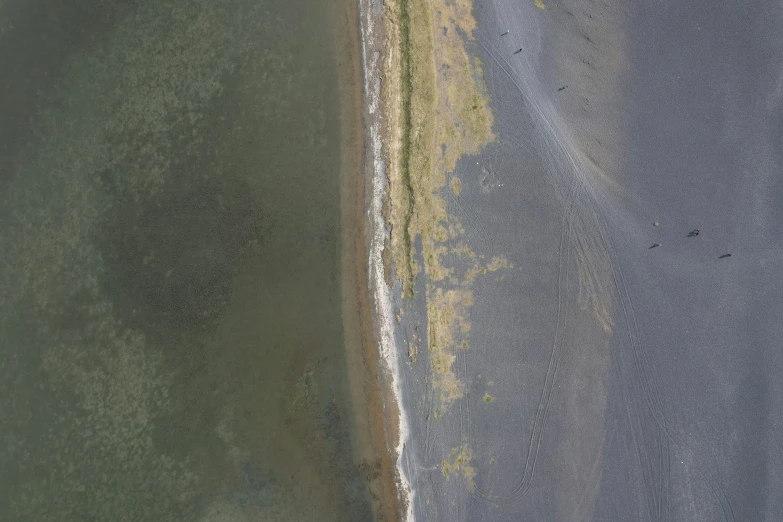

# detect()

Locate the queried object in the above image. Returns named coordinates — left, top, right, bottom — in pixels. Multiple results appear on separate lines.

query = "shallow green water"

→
left=0, top=0, right=370, bottom=519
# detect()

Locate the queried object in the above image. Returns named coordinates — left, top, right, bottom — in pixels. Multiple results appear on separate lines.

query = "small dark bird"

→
left=649, top=243, right=660, bottom=249
left=687, top=229, right=701, bottom=237
left=513, top=48, right=524, bottom=55
left=557, top=86, right=567, bottom=92
left=719, top=253, right=731, bottom=259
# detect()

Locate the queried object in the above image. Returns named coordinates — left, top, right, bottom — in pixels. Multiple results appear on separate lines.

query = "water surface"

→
left=0, top=0, right=371, bottom=519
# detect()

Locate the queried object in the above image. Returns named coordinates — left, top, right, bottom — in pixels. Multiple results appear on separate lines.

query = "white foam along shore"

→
left=357, top=1, right=414, bottom=520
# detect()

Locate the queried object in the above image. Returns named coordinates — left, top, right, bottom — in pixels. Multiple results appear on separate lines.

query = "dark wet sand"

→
left=394, top=0, right=783, bottom=520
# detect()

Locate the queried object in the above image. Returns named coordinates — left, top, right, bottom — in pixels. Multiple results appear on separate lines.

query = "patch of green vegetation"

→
left=398, top=0, right=416, bottom=298
left=389, top=0, right=440, bottom=298
left=483, top=394, right=494, bottom=403
left=450, top=176, right=462, bottom=196
left=441, top=445, right=476, bottom=492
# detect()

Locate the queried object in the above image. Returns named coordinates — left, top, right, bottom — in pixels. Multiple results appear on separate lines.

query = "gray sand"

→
left=396, top=0, right=783, bottom=520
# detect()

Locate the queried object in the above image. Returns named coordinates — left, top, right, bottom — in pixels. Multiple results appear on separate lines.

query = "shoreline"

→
left=355, top=0, right=414, bottom=519
left=354, top=0, right=497, bottom=519
left=333, top=0, right=406, bottom=520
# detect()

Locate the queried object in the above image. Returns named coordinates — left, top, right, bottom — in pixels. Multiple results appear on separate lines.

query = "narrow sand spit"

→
left=358, top=0, right=414, bottom=519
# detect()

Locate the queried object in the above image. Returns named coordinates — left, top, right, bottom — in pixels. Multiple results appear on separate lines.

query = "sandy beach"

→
left=364, top=0, right=783, bottom=520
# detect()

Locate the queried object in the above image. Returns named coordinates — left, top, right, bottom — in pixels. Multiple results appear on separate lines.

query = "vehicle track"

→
left=469, top=15, right=736, bottom=520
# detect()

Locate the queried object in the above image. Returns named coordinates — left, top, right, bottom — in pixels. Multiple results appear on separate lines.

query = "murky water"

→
left=0, top=0, right=371, bottom=520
